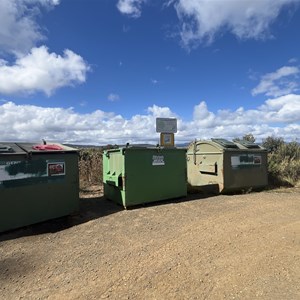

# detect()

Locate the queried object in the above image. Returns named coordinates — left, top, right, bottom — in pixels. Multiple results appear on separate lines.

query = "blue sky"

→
left=0, top=0, right=300, bottom=145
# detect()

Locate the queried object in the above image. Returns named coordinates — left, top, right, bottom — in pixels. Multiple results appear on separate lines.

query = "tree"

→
left=262, top=136, right=284, bottom=153
left=243, top=133, right=255, bottom=143
left=233, top=133, right=255, bottom=143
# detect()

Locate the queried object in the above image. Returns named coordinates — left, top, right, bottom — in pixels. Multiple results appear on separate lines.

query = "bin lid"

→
left=0, top=142, right=78, bottom=156
left=0, top=144, right=13, bottom=153
left=211, top=138, right=239, bottom=149
left=0, top=143, right=27, bottom=155
left=235, top=140, right=261, bottom=149
left=18, top=143, right=78, bottom=153
left=32, top=144, right=64, bottom=151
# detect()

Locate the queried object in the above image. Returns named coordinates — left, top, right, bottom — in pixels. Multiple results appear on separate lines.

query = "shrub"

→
left=78, top=148, right=103, bottom=189
left=266, top=140, right=300, bottom=187
left=262, top=136, right=284, bottom=153
left=233, top=133, right=256, bottom=143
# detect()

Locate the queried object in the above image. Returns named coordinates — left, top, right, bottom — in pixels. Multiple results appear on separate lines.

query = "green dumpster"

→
left=0, top=142, right=79, bottom=233
left=103, top=146, right=187, bottom=208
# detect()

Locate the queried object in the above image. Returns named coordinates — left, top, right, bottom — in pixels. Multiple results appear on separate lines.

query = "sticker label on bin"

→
left=0, top=159, right=65, bottom=188
left=231, top=154, right=261, bottom=169
left=152, top=155, right=165, bottom=166
left=47, top=162, right=65, bottom=176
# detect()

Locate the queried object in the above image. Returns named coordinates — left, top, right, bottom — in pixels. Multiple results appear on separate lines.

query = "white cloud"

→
left=117, top=0, right=146, bottom=18
left=0, top=0, right=60, bottom=55
left=147, top=104, right=176, bottom=118
left=116, top=0, right=300, bottom=48
left=1, top=94, right=299, bottom=144
left=174, top=0, right=300, bottom=48
left=192, top=101, right=215, bottom=127
left=288, top=57, right=298, bottom=63
left=107, top=93, right=120, bottom=102
left=0, top=46, right=89, bottom=96
left=252, top=66, right=300, bottom=97
left=179, top=96, right=300, bottom=142
left=260, top=94, right=300, bottom=122
left=0, top=0, right=90, bottom=96
left=0, top=101, right=157, bottom=144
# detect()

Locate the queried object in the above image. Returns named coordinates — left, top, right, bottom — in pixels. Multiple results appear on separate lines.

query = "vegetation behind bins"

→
left=79, top=148, right=103, bottom=189
left=78, top=136, right=300, bottom=190
left=262, top=137, right=300, bottom=187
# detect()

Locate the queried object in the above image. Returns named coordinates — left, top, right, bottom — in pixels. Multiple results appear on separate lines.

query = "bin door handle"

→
left=106, top=173, right=122, bottom=187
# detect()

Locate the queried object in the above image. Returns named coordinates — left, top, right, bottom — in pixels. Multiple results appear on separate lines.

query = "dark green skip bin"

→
left=103, top=147, right=187, bottom=208
left=0, top=142, right=79, bottom=233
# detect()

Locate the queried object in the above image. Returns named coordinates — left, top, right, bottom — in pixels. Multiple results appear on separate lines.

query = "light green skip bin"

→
left=103, top=147, right=187, bottom=208
left=187, top=139, right=268, bottom=193
left=0, top=142, right=79, bottom=233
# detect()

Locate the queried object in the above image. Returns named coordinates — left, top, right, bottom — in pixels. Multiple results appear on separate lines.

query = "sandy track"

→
left=1, top=188, right=299, bottom=299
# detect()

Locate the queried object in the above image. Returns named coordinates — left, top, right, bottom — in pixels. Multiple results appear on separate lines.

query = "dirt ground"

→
left=0, top=187, right=299, bottom=300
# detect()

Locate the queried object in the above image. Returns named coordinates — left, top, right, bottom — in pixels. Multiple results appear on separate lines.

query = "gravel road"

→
left=1, top=187, right=299, bottom=299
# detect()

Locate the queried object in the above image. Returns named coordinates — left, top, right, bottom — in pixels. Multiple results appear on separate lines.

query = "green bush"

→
left=262, top=136, right=284, bottom=153
left=233, top=133, right=256, bottom=143
left=262, top=137, right=300, bottom=187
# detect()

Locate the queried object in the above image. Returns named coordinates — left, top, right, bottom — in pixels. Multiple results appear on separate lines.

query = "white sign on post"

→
left=156, top=118, right=177, bottom=133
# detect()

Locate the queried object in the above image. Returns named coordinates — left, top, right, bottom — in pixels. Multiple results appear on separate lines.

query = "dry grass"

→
left=78, top=148, right=103, bottom=190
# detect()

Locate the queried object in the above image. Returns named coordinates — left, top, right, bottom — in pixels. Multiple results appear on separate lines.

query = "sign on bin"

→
left=152, top=155, right=165, bottom=166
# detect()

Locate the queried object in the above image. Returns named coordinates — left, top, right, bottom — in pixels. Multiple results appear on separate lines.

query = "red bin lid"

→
left=32, top=144, right=64, bottom=151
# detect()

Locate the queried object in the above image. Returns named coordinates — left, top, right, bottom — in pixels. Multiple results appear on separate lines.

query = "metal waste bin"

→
left=103, top=146, right=187, bottom=208
left=187, top=139, right=268, bottom=193
left=0, top=142, right=79, bottom=232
